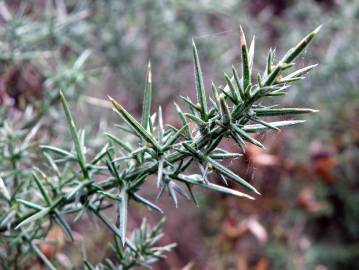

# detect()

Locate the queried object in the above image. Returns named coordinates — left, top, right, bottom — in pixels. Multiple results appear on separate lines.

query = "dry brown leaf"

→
left=254, top=257, right=269, bottom=270
left=38, top=225, right=65, bottom=264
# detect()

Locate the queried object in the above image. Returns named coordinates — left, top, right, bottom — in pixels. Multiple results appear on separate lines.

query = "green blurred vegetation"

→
left=0, top=0, right=358, bottom=269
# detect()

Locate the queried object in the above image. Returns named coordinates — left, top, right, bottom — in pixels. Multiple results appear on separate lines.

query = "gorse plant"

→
left=0, top=24, right=321, bottom=269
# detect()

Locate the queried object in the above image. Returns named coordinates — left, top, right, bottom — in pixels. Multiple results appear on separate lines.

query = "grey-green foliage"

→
left=0, top=2, right=92, bottom=269
left=0, top=1, right=88, bottom=59
left=0, top=22, right=321, bottom=269
left=83, top=218, right=176, bottom=270
left=268, top=2, right=359, bottom=269
left=277, top=0, right=359, bottom=131
left=86, top=0, right=233, bottom=104
left=0, top=1, right=92, bottom=109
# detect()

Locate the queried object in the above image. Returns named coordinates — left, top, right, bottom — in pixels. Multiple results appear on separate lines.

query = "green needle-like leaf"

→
left=15, top=208, right=50, bottom=229
left=32, top=172, right=52, bottom=205
left=185, top=183, right=199, bottom=206
left=106, top=133, right=133, bottom=153
left=117, top=190, right=128, bottom=246
left=66, top=179, right=93, bottom=200
left=54, top=210, right=74, bottom=241
left=163, top=124, right=188, bottom=150
left=84, top=261, right=96, bottom=270
left=219, top=86, right=237, bottom=104
left=230, top=131, right=246, bottom=153
left=157, top=158, right=164, bottom=188
left=106, top=152, right=122, bottom=186
left=142, top=62, right=152, bottom=131
left=174, top=103, right=191, bottom=139
left=281, top=25, right=322, bottom=64
left=192, top=40, right=208, bottom=121
left=265, top=48, right=274, bottom=76
left=185, top=113, right=207, bottom=128
left=16, top=199, right=44, bottom=210
left=210, top=152, right=242, bottom=160
left=88, top=204, right=136, bottom=252
left=231, top=124, right=264, bottom=148
left=0, top=176, right=10, bottom=202
left=249, top=117, right=279, bottom=131
left=243, top=120, right=306, bottom=133
left=205, top=156, right=260, bottom=195
left=109, top=96, right=161, bottom=151
left=232, top=66, right=245, bottom=101
left=60, top=91, right=88, bottom=177
left=158, top=106, right=164, bottom=143
left=284, top=64, right=318, bottom=79
left=240, top=26, right=251, bottom=92
left=254, top=108, right=318, bottom=116
left=219, top=95, right=231, bottom=124
left=263, top=63, right=283, bottom=86
left=132, top=193, right=163, bottom=213
left=183, top=144, right=259, bottom=194
left=44, top=152, right=61, bottom=177
left=168, top=182, right=179, bottom=208
left=211, top=82, right=221, bottom=108
left=90, top=144, right=109, bottom=165
left=176, top=174, right=254, bottom=200
left=248, top=35, right=255, bottom=72
left=224, top=73, right=239, bottom=103
left=180, top=96, right=201, bottom=113
left=40, top=145, right=76, bottom=159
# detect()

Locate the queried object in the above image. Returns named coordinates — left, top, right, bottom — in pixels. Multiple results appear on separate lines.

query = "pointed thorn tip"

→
left=239, top=25, right=247, bottom=47
left=314, top=25, right=323, bottom=34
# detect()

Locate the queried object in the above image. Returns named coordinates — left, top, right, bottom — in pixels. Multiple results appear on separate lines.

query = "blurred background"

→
left=0, top=0, right=358, bottom=269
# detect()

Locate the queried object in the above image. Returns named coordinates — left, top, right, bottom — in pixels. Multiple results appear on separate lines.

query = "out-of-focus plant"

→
left=277, top=0, right=359, bottom=140
left=253, top=1, right=359, bottom=269
left=86, top=0, right=256, bottom=106
left=0, top=1, right=91, bottom=112
left=0, top=2, right=93, bottom=268
left=0, top=21, right=321, bottom=269
left=86, top=0, right=205, bottom=106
